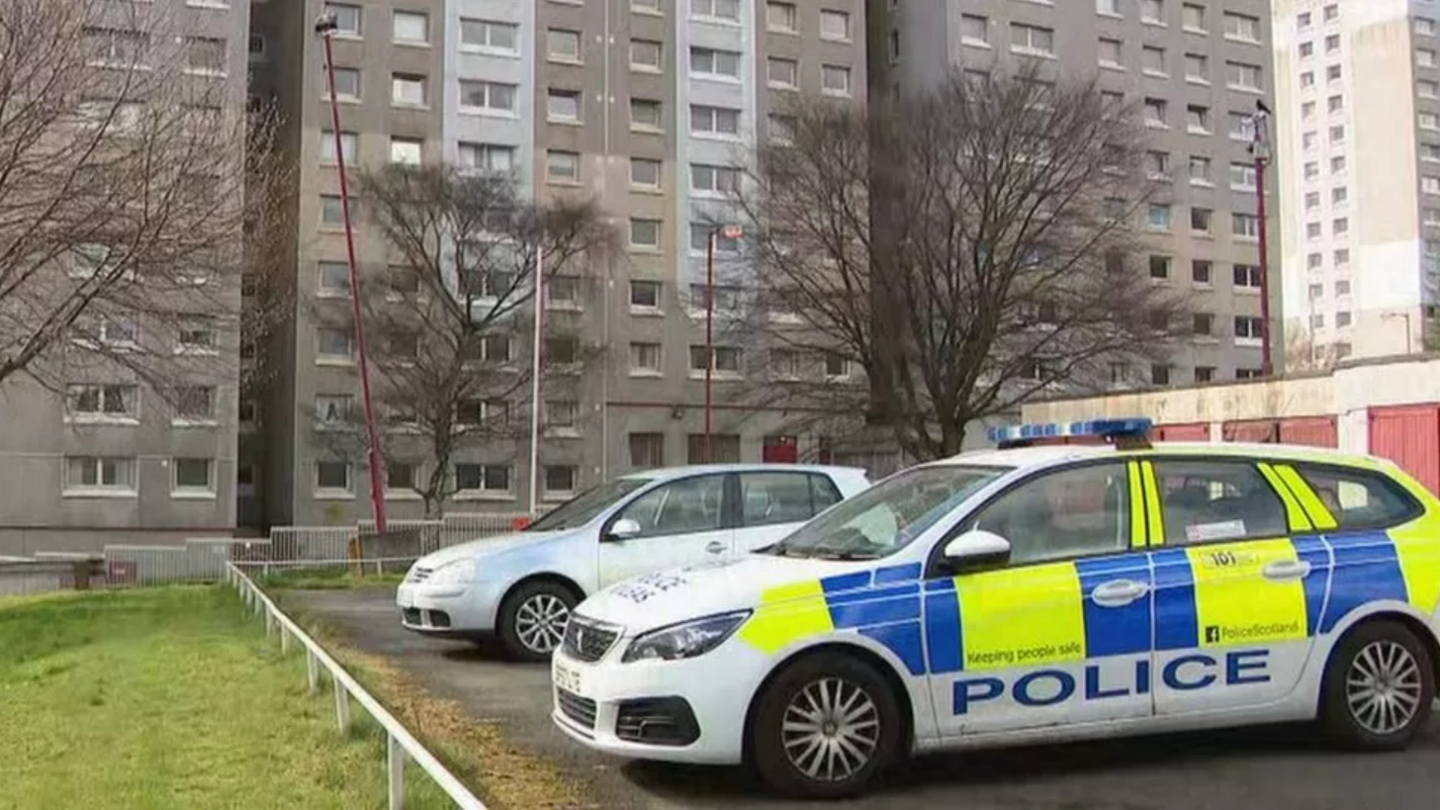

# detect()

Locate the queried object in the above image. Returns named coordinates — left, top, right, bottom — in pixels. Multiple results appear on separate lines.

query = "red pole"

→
left=704, top=230, right=715, bottom=464
left=1255, top=152, right=1272, bottom=377
left=321, top=32, right=387, bottom=532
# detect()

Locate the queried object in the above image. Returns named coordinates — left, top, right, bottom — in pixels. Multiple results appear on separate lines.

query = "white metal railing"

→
left=226, top=562, right=487, bottom=810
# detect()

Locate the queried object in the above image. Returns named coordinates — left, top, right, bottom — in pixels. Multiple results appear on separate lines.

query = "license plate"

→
left=554, top=662, right=584, bottom=696
left=396, top=587, right=414, bottom=608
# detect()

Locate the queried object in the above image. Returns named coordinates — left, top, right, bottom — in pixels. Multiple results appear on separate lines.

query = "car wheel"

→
left=751, top=651, right=903, bottom=800
left=498, top=580, right=577, bottom=663
left=1320, top=619, right=1435, bottom=750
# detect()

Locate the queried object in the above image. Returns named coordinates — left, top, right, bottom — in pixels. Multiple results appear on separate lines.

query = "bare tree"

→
left=310, top=164, right=613, bottom=517
left=733, top=67, right=1189, bottom=460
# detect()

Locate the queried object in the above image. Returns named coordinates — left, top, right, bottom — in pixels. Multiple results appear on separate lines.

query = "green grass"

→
left=257, top=566, right=406, bottom=591
left=0, top=586, right=456, bottom=810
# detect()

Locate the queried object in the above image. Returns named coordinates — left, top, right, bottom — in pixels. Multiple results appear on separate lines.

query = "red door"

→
left=1279, top=416, right=1337, bottom=448
left=762, top=435, right=798, bottom=463
left=1369, top=405, right=1440, bottom=496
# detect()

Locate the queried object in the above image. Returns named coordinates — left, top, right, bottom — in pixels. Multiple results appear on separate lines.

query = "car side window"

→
left=811, top=474, right=843, bottom=512
left=966, top=463, right=1131, bottom=565
left=616, top=475, right=725, bottom=538
left=1152, top=460, right=1288, bottom=544
left=1291, top=463, right=1421, bottom=530
left=739, top=472, right=818, bottom=527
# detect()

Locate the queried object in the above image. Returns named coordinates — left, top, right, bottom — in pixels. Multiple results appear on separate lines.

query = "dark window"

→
left=616, top=474, right=725, bottom=537
left=966, top=463, right=1132, bottom=564
left=1151, top=460, right=1287, bottom=544
left=1292, top=464, right=1422, bottom=530
left=688, top=433, right=740, bottom=463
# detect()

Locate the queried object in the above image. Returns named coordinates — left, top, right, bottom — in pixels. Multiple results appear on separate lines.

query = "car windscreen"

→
left=525, top=477, right=653, bottom=532
left=764, top=465, right=1010, bottom=561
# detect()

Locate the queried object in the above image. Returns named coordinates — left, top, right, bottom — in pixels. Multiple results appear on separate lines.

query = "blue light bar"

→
left=987, top=418, right=1154, bottom=446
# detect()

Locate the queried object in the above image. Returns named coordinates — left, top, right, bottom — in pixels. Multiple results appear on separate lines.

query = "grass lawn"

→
left=257, top=565, right=406, bottom=591
left=0, top=586, right=457, bottom=810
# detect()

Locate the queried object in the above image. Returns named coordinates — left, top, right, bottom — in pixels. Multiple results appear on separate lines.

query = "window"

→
left=393, top=11, right=427, bottom=43
left=1190, top=206, right=1213, bottom=233
left=824, top=353, right=851, bottom=378
left=314, top=394, right=353, bottom=427
left=689, top=345, right=742, bottom=374
left=629, top=218, right=661, bottom=249
left=324, top=3, right=361, bottom=35
left=1227, top=61, right=1261, bottom=90
left=692, top=0, right=740, bottom=21
left=1187, top=104, right=1210, bottom=132
left=317, top=327, right=353, bottom=361
left=1230, top=162, right=1257, bottom=190
left=967, top=463, right=1132, bottom=564
left=172, top=458, right=214, bottom=494
left=629, top=281, right=661, bottom=310
left=1426, top=144, right=1440, bottom=163
left=1144, top=45, right=1167, bottom=75
left=185, top=37, right=226, bottom=73
left=1294, top=464, right=1422, bottom=530
left=458, top=142, right=514, bottom=173
left=1419, top=17, right=1437, bottom=37
left=548, top=89, right=581, bottom=122
left=1193, top=313, right=1214, bottom=336
left=1011, top=23, right=1054, bottom=55
left=630, top=98, right=663, bottom=129
left=1144, top=98, right=1167, bottom=127
left=1301, top=71, right=1315, bottom=88
left=1194, top=366, right=1215, bottom=383
left=1141, top=0, right=1164, bottom=25
left=629, top=341, right=662, bottom=372
left=1099, top=38, right=1122, bottom=66
left=821, top=10, right=852, bottom=40
left=391, top=73, right=426, bottom=106
left=1234, top=264, right=1262, bottom=289
left=1307, top=251, right=1324, bottom=269
left=1150, top=255, right=1172, bottom=279
left=329, top=67, right=360, bottom=101
left=1425, top=177, right=1440, bottom=195
left=1233, top=213, right=1259, bottom=239
left=1333, top=217, right=1349, bottom=235
left=1327, top=64, right=1342, bottom=81
left=631, top=38, right=662, bottom=70
left=389, top=136, right=422, bottom=164
left=545, top=399, right=579, bottom=430
left=1311, top=314, right=1326, bottom=329
left=1305, top=191, right=1320, bottom=211
left=689, top=223, right=740, bottom=253
left=546, top=150, right=579, bottom=182
left=1185, top=52, right=1209, bottom=82
left=1309, top=283, right=1324, bottom=300
left=767, top=57, right=798, bottom=87
left=1229, top=111, right=1256, bottom=141
left=1423, top=49, right=1438, bottom=68
left=460, top=19, right=518, bottom=52
left=1152, top=461, right=1285, bottom=545
left=961, top=15, right=991, bottom=47
left=459, top=80, right=517, bottom=113
left=1192, top=260, right=1212, bottom=284
left=1423, top=80, right=1440, bottom=100
left=633, top=0, right=662, bottom=11
left=315, top=461, right=350, bottom=492
left=691, top=46, right=741, bottom=78
left=544, top=466, right=578, bottom=496
left=766, top=1, right=797, bottom=32
left=1183, top=3, right=1205, bottom=30
left=1149, top=203, right=1172, bottom=230
left=1300, top=42, right=1314, bottom=59
left=177, top=320, right=216, bottom=353
left=1224, top=12, right=1260, bottom=42
left=692, top=163, right=740, bottom=194
left=66, top=384, right=138, bottom=419
left=1336, top=279, right=1351, bottom=295
left=1303, top=132, right=1319, bottom=151
left=547, top=28, right=581, bottom=61
left=1327, top=94, right=1344, bottom=113
left=1235, top=316, right=1264, bottom=343
left=822, top=65, right=852, bottom=95
left=65, top=456, right=136, bottom=493
left=319, top=130, right=357, bottom=165
left=630, top=158, right=661, bottom=188
left=174, top=385, right=216, bottom=421
left=545, top=336, right=580, bottom=365
left=768, top=113, right=796, bottom=143
left=690, top=104, right=739, bottom=136
left=617, top=474, right=725, bottom=536
left=1424, top=113, right=1440, bottom=130
left=455, top=464, right=510, bottom=494
left=1152, top=364, right=1171, bottom=385
left=386, top=462, right=417, bottom=492
left=96, top=316, right=137, bottom=347
left=629, top=433, right=665, bottom=468
left=1336, top=311, right=1352, bottom=328
left=1332, top=155, right=1347, bottom=173
left=739, top=472, right=841, bottom=527
left=320, top=195, right=347, bottom=226
left=1298, top=11, right=1312, bottom=29
left=1330, top=124, right=1346, bottom=143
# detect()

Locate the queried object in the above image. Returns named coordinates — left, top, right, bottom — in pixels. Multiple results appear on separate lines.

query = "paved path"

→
left=290, top=588, right=1440, bottom=810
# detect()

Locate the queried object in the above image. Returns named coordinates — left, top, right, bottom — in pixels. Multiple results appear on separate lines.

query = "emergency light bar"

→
left=988, top=418, right=1154, bottom=450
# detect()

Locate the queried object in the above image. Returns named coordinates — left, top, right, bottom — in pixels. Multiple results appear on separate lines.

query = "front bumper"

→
left=549, top=639, right=768, bottom=765
left=396, top=579, right=502, bottom=635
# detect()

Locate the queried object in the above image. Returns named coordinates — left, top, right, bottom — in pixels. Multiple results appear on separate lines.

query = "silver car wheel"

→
left=1346, top=639, right=1424, bottom=735
left=514, top=593, right=569, bottom=655
left=781, top=676, right=881, bottom=783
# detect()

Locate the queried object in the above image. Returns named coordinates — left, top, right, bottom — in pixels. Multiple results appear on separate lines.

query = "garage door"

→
left=1155, top=423, right=1209, bottom=441
left=1369, top=405, right=1440, bottom=496
left=1223, top=419, right=1280, bottom=443
left=1279, top=416, right=1337, bottom=448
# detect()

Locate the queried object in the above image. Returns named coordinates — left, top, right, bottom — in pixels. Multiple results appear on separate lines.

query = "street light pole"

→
left=1251, top=100, right=1273, bottom=377
left=704, top=231, right=715, bottom=464
left=316, top=13, right=387, bottom=532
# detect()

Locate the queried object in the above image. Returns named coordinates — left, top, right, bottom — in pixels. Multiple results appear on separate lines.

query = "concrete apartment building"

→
left=871, top=0, right=1279, bottom=388
left=1272, top=0, right=1440, bottom=364
left=244, top=0, right=874, bottom=528
left=0, top=0, right=252, bottom=556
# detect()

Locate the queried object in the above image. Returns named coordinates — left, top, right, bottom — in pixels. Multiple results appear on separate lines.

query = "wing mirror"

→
left=942, top=530, right=1011, bottom=571
left=606, top=518, right=642, bottom=542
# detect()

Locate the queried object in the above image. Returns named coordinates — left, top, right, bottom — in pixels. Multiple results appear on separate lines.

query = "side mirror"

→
left=606, top=518, right=642, bottom=542
left=942, top=530, right=1011, bottom=571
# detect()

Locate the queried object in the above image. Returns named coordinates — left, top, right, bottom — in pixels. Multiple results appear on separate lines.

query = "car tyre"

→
left=751, top=651, right=903, bottom=800
left=497, top=580, right=577, bottom=663
left=1320, top=619, right=1434, bottom=751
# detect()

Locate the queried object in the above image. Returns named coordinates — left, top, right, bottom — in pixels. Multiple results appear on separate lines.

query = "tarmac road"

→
left=290, top=587, right=1440, bottom=810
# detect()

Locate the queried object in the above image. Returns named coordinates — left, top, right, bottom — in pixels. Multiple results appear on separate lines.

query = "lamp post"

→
left=316, top=12, right=387, bottom=532
left=1250, top=99, right=1273, bottom=377
left=704, top=224, right=742, bottom=463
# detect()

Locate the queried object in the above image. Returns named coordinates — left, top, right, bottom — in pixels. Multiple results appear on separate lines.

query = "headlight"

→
left=622, top=610, right=751, bottom=663
left=428, top=558, right=477, bottom=586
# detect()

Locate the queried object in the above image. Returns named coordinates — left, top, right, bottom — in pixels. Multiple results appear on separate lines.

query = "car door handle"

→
left=705, top=541, right=726, bottom=554
left=1262, top=559, right=1312, bottom=581
left=1092, top=579, right=1149, bottom=607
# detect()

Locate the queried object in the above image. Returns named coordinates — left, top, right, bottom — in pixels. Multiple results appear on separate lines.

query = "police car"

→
left=550, top=419, right=1440, bottom=799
